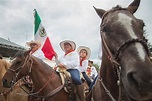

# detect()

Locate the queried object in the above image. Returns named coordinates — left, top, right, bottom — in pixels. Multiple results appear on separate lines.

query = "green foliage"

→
left=92, top=63, right=100, bottom=72
left=143, top=30, right=152, bottom=55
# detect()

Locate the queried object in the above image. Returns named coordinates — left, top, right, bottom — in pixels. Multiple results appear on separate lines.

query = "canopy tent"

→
left=0, top=37, right=25, bottom=57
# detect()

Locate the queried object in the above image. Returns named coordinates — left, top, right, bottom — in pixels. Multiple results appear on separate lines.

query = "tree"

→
left=143, top=31, right=152, bottom=61
left=92, top=63, right=100, bottom=72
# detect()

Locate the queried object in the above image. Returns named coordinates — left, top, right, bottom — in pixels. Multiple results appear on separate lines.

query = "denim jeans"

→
left=67, top=69, right=83, bottom=85
left=82, top=72, right=92, bottom=86
left=89, top=75, right=98, bottom=91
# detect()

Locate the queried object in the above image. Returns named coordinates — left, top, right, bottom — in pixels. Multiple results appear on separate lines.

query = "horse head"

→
left=2, top=50, right=32, bottom=88
left=94, top=0, right=152, bottom=100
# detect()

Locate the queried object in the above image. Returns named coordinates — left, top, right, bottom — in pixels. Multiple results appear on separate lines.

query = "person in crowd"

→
left=55, top=40, right=85, bottom=101
left=88, top=60, right=98, bottom=80
left=77, top=46, right=92, bottom=86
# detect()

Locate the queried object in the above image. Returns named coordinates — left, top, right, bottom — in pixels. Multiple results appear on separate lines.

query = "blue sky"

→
left=0, top=0, right=151, bottom=64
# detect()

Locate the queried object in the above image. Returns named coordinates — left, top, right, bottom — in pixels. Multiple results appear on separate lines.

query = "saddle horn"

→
left=127, top=0, right=141, bottom=14
left=93, top=6, right=106, bottom=18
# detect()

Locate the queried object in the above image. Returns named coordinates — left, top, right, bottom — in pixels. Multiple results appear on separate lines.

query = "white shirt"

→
left=76, top=60, right=88, bottom=72
left=90, top=66, right=98, bottom=77
left=32, top=49, right=45, bottom=60
left=59, top=51, right=79, bottom=69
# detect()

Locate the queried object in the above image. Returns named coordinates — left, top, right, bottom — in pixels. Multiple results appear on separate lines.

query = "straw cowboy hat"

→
left=77, top=46, right=91, bottom=59
left=26, top=40, right=41, bottom=48
left=60, top=40, right=76, bottom=51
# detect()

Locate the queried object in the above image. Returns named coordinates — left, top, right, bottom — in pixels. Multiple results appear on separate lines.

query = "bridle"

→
left=98, top=9, right=150, bottom=101
left=0, top=55, right=32, bottom=98
left=7, top=54, right=64, bottom=100
left=8, top=55, right=32, bottom=85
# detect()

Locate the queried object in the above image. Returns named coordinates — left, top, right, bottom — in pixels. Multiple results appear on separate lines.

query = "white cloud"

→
left=0, top=0, right=151, bottom=62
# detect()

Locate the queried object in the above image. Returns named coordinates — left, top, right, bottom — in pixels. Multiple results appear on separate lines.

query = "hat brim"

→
left=60, top=40, right=76, bottom=51
left=26, top=40, right=41, bottom=48
left=77, top=46, right=91, bottom=59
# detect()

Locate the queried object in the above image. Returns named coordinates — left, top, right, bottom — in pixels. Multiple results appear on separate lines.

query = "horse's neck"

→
left=100, top=50, right=119, bottom=100
left=29, top=57, right=62, bottom=93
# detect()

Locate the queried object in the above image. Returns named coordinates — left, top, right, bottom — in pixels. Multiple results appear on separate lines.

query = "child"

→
left=77, top=46, right=92, bottom=86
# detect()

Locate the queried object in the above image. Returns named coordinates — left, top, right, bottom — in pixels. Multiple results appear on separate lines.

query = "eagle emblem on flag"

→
left=39, top=27, right=46, bottom=37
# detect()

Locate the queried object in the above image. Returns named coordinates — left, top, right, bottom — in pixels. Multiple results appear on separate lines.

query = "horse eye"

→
left=137, top=19, right=145, bottom=28
left=143, top=23, right=145, bottom=27
left=101, top=25, right=108, bottom=32
left=16, top=61, right=21, bottom=65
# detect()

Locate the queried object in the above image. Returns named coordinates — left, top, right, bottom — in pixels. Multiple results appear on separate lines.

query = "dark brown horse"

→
left=89, top=0, right=152, bottom=101
left=1, top=50, right=77, bottom=101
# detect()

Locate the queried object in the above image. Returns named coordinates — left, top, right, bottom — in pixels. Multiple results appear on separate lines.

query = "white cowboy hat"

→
left=60, top=40, right=76, bottom=51
left=77, top=46, right=91, bottom=59
left=26, top=40, right=41, bottom=48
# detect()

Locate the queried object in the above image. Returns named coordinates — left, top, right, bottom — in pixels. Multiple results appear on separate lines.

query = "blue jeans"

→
left=67, top=69, right=83, bottom=85
left=89, top=75, right=98, bottom=91
left=82, top=72, right=92, bottom=86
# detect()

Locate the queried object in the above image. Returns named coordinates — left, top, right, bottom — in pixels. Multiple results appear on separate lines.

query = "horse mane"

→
left=13, top=50, right=25, bottom=58
left=13, top=51, right=55, bottom=72
left=112, top=5, right=127, bottom=11
left=34, top=56, right=54, bottom=71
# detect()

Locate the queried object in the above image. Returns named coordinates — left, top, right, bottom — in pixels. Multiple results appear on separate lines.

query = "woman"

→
left=55, top=40, right=85, bottom=101
left=77, top=46, right=92, bottom=86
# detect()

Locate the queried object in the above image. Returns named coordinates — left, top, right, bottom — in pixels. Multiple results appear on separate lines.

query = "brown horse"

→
left=89, top=0, right=152, bottom=101
left=2, top=50, right=82, bottom=101
left=0, top=58, right=28, bottom=101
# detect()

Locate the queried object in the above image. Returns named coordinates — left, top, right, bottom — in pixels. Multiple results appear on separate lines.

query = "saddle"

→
left=57, top=67, right=89, bottom=97
left=56, top=67, right=74, bottom=93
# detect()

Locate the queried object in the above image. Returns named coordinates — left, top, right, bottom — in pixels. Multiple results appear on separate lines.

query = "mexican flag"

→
left=34, top=9, right=55, bottom=60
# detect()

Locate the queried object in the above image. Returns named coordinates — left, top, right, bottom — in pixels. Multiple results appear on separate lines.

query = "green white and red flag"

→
left=34, top=9, right=55, bottom=60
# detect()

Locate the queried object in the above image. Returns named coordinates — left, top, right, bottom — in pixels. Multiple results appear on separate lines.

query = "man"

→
left=55, top=40, right=85, bottom=101
left=26, top=40, right=45, bottom=60
left=88, top=60, right=98, bottom=80
left=26, top=40, right=46, bottom=101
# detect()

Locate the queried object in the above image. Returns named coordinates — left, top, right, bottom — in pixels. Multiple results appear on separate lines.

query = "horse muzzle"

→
left=124, top=70, right=152, bottom=100
left=2, top=78, right=14, bottom=88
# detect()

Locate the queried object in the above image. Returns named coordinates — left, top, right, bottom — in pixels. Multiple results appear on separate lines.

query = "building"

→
left=0, top=37, right=25, bottom=57
left=0, top=37, right=56, bottom=67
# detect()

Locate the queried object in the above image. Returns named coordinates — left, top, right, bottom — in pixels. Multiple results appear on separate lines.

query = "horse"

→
left=88, top=0, right=152, bottom=101
left=0, top=58, right=29, bottom=101
left=2, top=50, right=83, bottom=101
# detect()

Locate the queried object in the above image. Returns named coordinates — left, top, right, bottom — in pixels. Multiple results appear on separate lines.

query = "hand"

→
left=58, top=63, right=64, bottom=68
left=54, top=66, right=58, bottom=70
left=54, top=52, right=58, bottom=59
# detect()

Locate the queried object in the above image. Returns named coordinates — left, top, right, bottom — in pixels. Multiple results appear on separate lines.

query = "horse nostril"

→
left=2, top=79, right=7, bottom=84
left=127, top=72, right=140, bottom=90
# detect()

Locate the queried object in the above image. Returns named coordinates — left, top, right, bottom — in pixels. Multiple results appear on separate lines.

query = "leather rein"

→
left=8, top=54, right=64, bottom=100
left=98, top=10, right=150, bottom=101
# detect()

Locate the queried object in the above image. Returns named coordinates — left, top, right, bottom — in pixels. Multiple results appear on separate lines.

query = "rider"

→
left=55, top=40, right=85, bottom=101
left=26, top=40, right=45, bottom=60
left=88, top=60, right=98, bottom=80
left=77, top=46, right=92, bottom=86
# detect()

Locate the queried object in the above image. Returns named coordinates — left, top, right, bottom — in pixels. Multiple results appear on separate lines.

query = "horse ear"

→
left=93, top=6, right=106, bottom=18
left=127, top=0, right=140, bottom=14
left=24, top=49, right=31, bottom=57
